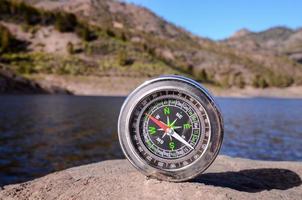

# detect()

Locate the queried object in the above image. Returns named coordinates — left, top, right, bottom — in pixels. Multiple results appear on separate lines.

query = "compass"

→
left=118, top=75, right=223, bottom=182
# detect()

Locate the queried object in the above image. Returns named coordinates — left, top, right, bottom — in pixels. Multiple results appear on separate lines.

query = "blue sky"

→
left=125, top=0, right=302, bottom=40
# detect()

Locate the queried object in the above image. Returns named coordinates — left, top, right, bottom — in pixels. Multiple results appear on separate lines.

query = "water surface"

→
left=0, top=95, right=301, bottom=186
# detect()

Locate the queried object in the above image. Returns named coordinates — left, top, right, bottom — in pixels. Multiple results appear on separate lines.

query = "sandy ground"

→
left=1, top=156, right=301, bottom=200
left=29, top=74, right=302, bottom=98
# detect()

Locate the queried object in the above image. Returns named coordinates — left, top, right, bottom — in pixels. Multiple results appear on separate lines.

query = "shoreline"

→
left=28, top=74, right=302, bottom=98
left=1, top=156, right=301, bottom=199
left=211, top=86, right=302, bottom=99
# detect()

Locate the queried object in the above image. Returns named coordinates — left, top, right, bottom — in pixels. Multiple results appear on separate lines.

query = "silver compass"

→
left=118, top=75, right=223, bottom=182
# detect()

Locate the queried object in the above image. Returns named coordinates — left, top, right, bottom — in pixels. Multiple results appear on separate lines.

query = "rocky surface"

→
left=0, top=156, right=301, bottom=200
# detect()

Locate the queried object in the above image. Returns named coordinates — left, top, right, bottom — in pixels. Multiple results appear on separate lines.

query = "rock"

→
left=0, top=156, right=301, bottom=200
left=230, top=28, right=252, bottom=39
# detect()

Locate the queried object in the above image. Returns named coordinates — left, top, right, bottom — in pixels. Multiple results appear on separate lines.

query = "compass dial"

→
left=131, top=91, right=210, bottom=170
left=118, top=76, right=223, bottom=181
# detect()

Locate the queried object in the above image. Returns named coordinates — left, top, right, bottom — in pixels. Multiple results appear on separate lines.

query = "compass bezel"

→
left=118, top=75, right=224, bottom=182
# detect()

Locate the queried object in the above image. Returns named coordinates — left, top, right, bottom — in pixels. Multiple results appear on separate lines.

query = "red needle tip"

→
left=146, top=114, right=169, bottom=131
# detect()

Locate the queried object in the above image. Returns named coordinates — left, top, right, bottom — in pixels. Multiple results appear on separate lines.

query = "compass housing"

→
left=118, top=75, right=224, bottom=182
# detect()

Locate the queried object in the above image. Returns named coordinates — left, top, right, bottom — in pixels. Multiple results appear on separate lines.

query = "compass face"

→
left=130, top=91, right=210, bottom=170
left=118, top=76, right=223, bottom=181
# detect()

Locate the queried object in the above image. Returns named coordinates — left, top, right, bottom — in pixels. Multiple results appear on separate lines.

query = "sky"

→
left=125, top=0, right=302, bottom=40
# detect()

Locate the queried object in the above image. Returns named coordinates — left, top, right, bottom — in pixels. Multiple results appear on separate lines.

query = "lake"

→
left=0, top=95, right=301, bottom=186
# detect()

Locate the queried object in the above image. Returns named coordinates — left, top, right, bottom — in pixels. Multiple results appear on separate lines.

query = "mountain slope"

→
left=1, top=0, right=302, bottom=89
left=224, top=27, right=302, bottom=64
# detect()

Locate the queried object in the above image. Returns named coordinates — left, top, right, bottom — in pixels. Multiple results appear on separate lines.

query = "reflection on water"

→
left=0, top=95, right=301, bottom=186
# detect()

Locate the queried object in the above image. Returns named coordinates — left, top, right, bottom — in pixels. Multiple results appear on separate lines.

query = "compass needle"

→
left=118, top=76, right=223, bottom=182
left=170, top=130, right=194, bottom=150
left=147, top=114, right=169, bottom=132
left=167, top=116, right=170, bottom=126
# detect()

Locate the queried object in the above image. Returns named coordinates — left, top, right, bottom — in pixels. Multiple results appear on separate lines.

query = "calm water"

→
left=0, top=95, right=301, bottom=186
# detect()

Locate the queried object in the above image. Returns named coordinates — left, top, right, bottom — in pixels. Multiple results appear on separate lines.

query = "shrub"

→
left=41, top=11, right=56, bottom=25
left=0, top=1, right=10, bottom=15
left=118, top=50, right=134, bottom=66
left=0, top=25, right=19, bottom=53
left=0, top=26, right=11, bottom=53
left=0, top=25, right=29, bottom=53
left=75, top=26, right=97, bottom=41
left=234, top=74, right=245, bottom=88
left=106, top=29, right=116, bottom=37
left=21, top=24, right=30, bottom=32
left=23, top=3, right=41, bottom=25
left=16, top=63, right=35, bottom=74
left=66, top=42, right=74, bottom=54
left=267, top=73, right=294, bottom=87
left=253, top=75, right=268, bottom=88
left=55, top=66, right=69, bottom=75
left=195, top=69, right=208, bottom=82
left=120, top=32, right=127, bottom=41
left=259, top=78, right=268, bottom=88
left=84, top=43, right=93, bottom=55
left=54, top=12, right=77, bottom=32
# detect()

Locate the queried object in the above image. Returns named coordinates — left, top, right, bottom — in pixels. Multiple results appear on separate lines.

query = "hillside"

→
left=1, top=0, right=302, bottom=92
left=225, top=27, right=302, bottom=64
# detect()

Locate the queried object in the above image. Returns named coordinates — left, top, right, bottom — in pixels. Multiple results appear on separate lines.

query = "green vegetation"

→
left=106, top=29, right=116, bottom=37
left=0, top=0, right=97, bottom=42
left=54, top=12, right=77, bottom=32
left=66, top=42, right=74, bottom=55
left=267, top=73, right=294, bottom=88
left=234, top=74, right=245, bottom=89
left=0, top=24, right=26, bottom=53
left=76, top=25, right=97, bottom=41
left=253, top=75, right=268, bottom=88
left=0, top=25, right=13, bottom=53
left=193, top=69, right=209, bottom=83
left=117, top=50, right=134, bottom=66
left=253, top=72, right=294, bottom=88
left=1, top=50, right=180, bottom=78
left=1, top=53, right=92, bottom=75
